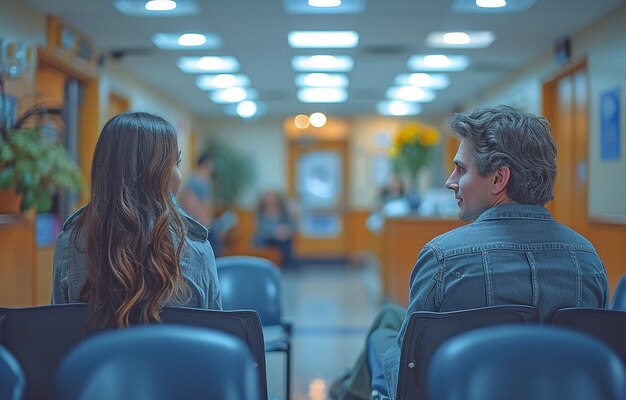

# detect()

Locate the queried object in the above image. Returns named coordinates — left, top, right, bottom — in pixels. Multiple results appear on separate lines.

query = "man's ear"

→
left=491, top=166, right=510, bottom=195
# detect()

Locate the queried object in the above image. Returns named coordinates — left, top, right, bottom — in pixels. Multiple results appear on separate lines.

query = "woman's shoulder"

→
left=180, top=209, right=209, bottom=241
left=61, top=206, right=86, bottom=232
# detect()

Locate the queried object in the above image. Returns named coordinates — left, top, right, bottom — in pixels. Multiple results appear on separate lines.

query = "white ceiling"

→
left=24, top=0, right=625, bottom=119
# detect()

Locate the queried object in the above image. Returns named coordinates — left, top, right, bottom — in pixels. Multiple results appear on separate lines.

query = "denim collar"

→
left=475, top=203, right=554, bottom=222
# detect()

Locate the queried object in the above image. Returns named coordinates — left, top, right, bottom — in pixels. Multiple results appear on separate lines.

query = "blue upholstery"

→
left=0, top=304, right=268, bottom=400
left=216, top=255, right=292, bottom=399
left=428, top=325, right=626, bottom=400
left=391, top=305, right=537, bottom=400
left=0, top=346, right=24, bottom=400
left=612, top=273, right=626, bottom=311
left=552, top=307, right=626, bottom=370
left=56, top=325, right=259, bottom=400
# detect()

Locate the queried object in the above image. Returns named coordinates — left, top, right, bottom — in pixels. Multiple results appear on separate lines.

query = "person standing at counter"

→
left=330, top=105, right=608, bottom=400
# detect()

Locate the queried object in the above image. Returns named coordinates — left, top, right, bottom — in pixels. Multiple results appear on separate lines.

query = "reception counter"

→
left=381, top=216, right=464, bottom=306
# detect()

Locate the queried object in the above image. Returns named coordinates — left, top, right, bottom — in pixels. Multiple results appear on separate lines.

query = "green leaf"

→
left=0, top=167, right=14, bottom=189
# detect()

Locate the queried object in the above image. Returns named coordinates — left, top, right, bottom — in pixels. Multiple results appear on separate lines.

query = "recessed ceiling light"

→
left=309, top=112, right=328, bottom=127
left=196, top=74, right=251, bottom=90
left=443, top=32, right=470, bottom=45
left=294, top=114, right=310, bottom=129
left=177, top=56, right=239, bottom=73
left=426, top=31, right=495, bottom=48
left=297, top=87, right=348, bottom=103
left=236, top=101, right=258, bottom=118
left=408, top=54, right=470, bottom=71
left=292, top=55, right=354, bottom=71
left=295, top=73, right=349, bottom=87
left=377, top=101, right=422, bottom=116
left=145, top=0, right=177, bottom=11
left=394, top=73, right=450, bottom=89
left=288, top=31, right=359, bottom=48
left=386, top=86, right=436, bottom=102
left=308, top=0, right=341, bottom=6
left=210, top=87, right=258, bottom=103
left=476, top=0, right=506, bottom=8
left=152, top=33, right=221, bottom=49
left=178, top=33, right=205, bottom=46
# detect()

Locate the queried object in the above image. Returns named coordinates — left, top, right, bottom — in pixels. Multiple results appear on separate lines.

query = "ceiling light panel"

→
left=282, top=0, right=366, bottom=14
left=288, top=31, right=359, bottom=48
left=177, top=56, right=240, bottom=73
left=295, top=73, right=349, bottom=87
left=114, top=0, right=200, bottom=16
left=451, top=0, right=537, bottom=13
left=394, top=73, right=450, bottom=89
left=377, top=101, right=422, bottom=116
left=292, top=55, right=354, bottom=71
left=210, top=87, right=258, bottom=103
left=297, top=87, right=348, bottom=103
left=426, top=31, right=495, bottom=48
left=386, top=86, right=436, bottom=102
left=407, top=54, right=470, bottom=71
left=152, top=33, right=222, bottom=49
left=196, top=74, right=251, bottom=90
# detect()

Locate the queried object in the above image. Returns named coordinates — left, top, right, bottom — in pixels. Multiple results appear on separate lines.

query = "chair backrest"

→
left=551, top=307, right=626, bottom=368
left=216, top=255, right=284, bottom=326
left=56, top=325, right=260, bottom=400
left=611, top=273, right=626, bottom=311
left=0, top=304, right=89, bottom=400
left=0, top=345, right=25, bottom=400
left=428, top=325, right=626, bottom=400
left=160, top=307, right=268, bottom=399
left=0, top=304, right=268, bottom=400
left=396, top=305, right=538, bottom=400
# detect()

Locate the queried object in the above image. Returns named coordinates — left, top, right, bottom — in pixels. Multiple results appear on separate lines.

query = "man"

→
left=331, top=105, right=608, bottom=400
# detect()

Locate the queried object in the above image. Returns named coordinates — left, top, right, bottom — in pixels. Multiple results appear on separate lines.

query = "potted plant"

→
left=0, top=76, right=84, bottom=214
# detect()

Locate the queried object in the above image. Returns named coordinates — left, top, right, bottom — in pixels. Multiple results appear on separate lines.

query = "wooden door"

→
left=288, top=139, right=348, bottom=260
left=543, top=60, right=589, bottom=235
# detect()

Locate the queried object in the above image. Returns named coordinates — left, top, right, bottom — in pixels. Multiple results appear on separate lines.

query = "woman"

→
left=52, top=112, right=221, bottom=330
left=252, top=191, right=296, bottom=268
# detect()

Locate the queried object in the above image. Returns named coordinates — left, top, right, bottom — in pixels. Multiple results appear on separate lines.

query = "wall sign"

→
left=600, top=87, right=620, bottom=160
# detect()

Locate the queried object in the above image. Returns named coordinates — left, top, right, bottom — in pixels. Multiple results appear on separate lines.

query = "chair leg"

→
left=285, top=344, right=291, bottom=400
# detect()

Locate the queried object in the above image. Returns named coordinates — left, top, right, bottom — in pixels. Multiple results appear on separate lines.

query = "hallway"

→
left=266, top=264, right=384, bottom=400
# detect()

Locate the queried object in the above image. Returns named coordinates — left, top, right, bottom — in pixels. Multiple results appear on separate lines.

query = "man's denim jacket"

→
left=382, top=203, right=609, bottom=397
left=51, top=207, right=222, bottom=310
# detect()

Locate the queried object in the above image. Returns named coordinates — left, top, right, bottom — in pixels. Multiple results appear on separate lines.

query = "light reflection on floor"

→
left=265, top=264, right=383, bottom=400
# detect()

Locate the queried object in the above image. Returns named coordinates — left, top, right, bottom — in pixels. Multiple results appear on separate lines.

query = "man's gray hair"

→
left=448, top=105, right=557, bottom=205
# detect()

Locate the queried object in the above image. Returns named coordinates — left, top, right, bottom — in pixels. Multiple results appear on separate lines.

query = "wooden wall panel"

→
left=587, top=222, right=626, bottom=298
left=0, top=219, right=35, bottom=307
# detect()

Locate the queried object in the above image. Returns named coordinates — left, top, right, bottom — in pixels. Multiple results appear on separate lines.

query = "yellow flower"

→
left=389, top=146, right=399, bottom=157
left=419, top=127, right=440, bottom=146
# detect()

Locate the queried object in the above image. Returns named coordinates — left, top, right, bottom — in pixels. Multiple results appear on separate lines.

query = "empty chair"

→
left=428, top=325, right=626, bottom=400
left=552, top=307, right=626, bottom=368
left=0, top=346, right=24, bottom=400
left=612, top=273, right=626, bottom=311
left=216, top=255, right=293, bottom=400
left=56, top=325, right=259, bottom=400
left=383, top=305, right=537, bottom=400
left=0, top=304, right=268, bottom=400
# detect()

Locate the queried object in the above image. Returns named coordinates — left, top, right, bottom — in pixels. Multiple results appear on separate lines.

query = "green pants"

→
left=344, top=303, right=406, bottom=399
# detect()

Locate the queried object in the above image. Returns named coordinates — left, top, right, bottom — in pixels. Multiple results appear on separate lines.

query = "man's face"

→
left=445, top=138, right=496, bottom=221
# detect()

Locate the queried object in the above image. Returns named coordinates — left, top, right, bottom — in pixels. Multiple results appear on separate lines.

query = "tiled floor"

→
left=265, top=263, right=384, bottom=400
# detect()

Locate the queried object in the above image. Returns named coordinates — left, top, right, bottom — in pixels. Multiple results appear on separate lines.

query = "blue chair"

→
left=375, top=305, right=537, bottom=400
left=552, top=307, right=626, bottom=369
left=56, top=325, right=259, bottom=400
left=0, top=346, right=24, bottom=400
left=0, top=304, right=268, bottom=400
left=612, top=273, right=626, bottom=311
left=216, top=255, right=293, bottom=400
left=428, top=325, right=626, bottom=400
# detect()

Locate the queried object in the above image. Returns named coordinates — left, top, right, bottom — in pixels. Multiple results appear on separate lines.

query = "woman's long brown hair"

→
left=72, top=112, right=188, bottom=330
